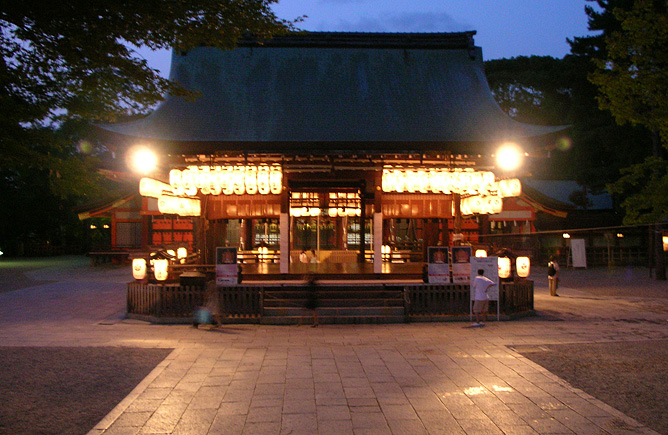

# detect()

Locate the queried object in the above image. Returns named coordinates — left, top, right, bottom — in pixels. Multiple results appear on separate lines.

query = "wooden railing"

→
left=127, top=282, right=262, bottom=322
left=126, top=280, right=533, bottom=322
left=404, top=280, right=534, bottom=318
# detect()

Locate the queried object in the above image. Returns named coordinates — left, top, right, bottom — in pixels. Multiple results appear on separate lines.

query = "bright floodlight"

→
left=128, top=146, right=157, bottom=174
left=496, top=143, right=524, bottom=172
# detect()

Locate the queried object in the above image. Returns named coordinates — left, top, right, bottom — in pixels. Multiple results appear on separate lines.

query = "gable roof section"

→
left=99, top=32, right=567, bottom=154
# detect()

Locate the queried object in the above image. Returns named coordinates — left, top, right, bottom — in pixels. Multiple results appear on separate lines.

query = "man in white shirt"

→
left=471, top=269, right=495, bottom=327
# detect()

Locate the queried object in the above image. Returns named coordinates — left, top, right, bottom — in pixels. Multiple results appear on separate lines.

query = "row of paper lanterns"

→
left=382, top=168, right=521, bottom=197
left=169, top=165, right=283, bottom=196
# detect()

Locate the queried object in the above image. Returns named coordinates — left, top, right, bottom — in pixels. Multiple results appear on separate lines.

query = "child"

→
left=471, top=269, right=494, bottom=327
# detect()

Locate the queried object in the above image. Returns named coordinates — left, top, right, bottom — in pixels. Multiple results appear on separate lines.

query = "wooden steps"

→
left=261, top=285, right=406, bottom=324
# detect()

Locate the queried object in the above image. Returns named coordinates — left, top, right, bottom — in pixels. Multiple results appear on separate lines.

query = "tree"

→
left=589, top=0, right=668, bottom=279
left=590, top=0, right=668, bottom=144
left=0, top=1, right=297, bottom=253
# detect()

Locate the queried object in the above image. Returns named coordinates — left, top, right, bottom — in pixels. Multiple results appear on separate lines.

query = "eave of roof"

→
left=98, top=31, right=568, bottom=154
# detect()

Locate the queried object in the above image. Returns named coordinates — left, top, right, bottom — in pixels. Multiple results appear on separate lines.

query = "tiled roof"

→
left=100, top=32, right=567, bottom=154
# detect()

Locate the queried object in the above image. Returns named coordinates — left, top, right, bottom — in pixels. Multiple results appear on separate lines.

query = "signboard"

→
left=427, top=247, right=450, bottom=284
left=216, top=247, right=238, bottom=286
left=470, top=256, right=500, bottom=321
left=451, top=246, right=472, bottom=284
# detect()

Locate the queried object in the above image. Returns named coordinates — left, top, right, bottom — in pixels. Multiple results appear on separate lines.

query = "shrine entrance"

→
left=288, top=180, right=371, bottom=265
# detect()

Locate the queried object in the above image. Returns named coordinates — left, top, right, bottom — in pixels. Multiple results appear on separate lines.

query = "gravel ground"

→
left=518, top=341, right=668, bottom=435
left=0, top=347, right=172, bottom=435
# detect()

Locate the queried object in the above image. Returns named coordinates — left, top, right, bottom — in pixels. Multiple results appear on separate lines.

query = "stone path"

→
left=1, top=257, right=666, bottom=434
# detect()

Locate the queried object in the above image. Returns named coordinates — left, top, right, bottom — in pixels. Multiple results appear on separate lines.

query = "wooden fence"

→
left=127, top=280, right=533, bottom=323
left=126, top=282, right=262, bottom=323
left=404, top=280, right=533, bottom=319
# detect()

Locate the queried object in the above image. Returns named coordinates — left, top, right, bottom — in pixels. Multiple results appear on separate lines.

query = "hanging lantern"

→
left=257, top=166, right=270, bottom=195
left=475, top=249, right=487, bottom=257
left=158, top=196, right=201, bottom=217
left=232, top=167, right=245, bottom=195
left=139, top=178, right=171, bottom=198
left=498, top=257, right=511, bottom=279
left=153, top=259, right=169, bottom=281
left=132, top=258, right=147, bottom=280
left=245, top=166, right=258, bottom=195
left=498, top=179, right=522, bottom=198
left=269, top=167, right=282, bottom=194
left=177, top=247, right=187, bottom=264
left=516, top=256, right=530, bottom=278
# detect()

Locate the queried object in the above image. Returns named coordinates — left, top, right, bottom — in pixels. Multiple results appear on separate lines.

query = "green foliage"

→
left=590, top=0, right=668, bottom=143
left=608, top=156, right=668, bottom=224
left=484, top=54, right=651, bottom=191
left=0, top=1, right=296, bottom=252
left=589, top=0, right=668, bottom=224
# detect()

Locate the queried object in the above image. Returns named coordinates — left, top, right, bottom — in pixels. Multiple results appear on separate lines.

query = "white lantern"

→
left=498, top=257, right=511, bottom=279
left=132, top=258, right=147, bottom=280
left=516, top=256, right=530, bottom=278
left=245, top=166, right=258, bottom=195
left=257, top=166, right=270, bottom=195
left=498, top=179, right=522, bottom=198
left=475, top=249, right=487, bottom=257
left=269, top=167, right=282, bottom=194
left=153, top=259, right=169, bottom=281
left=233, top=167, right=245, bottom=195
left=139, top=178, right=171, bottom=198
left=222, top=167, right=235, bottom=195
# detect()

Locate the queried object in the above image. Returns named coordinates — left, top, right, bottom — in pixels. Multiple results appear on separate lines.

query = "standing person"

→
left=299, top=250, right=308, bottom=263
left=471, top=269, right=494, bottom=327
left=303, top=274, right=319, bottom=327
left=309, top=249, right=318, bottom=263
left=547, top=256, right=560, bottom=296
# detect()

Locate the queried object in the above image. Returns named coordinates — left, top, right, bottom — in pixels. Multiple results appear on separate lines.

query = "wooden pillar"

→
left=453, top=193, right=463, bottom=246
left=359, top=193, right=366, bottom=263
left=280, top=172, right=290, bottom=273
left=373, top=174, right=383, bottom=273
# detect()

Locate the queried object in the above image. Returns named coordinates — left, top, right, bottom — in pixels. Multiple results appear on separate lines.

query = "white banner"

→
left=571, top=239, right=587, bottom=268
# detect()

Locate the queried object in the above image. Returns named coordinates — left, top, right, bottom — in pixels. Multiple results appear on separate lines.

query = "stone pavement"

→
left=1, top=257, right=667, bottom=435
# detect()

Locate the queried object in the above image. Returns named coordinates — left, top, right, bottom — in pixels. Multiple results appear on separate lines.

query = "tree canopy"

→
left=588, top=0, right=668, bottom=225
left=0, top=1, right=296, bottom=253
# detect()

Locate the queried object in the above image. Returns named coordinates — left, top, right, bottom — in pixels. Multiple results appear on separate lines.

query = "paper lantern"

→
left=139, top=178, right=171, bottom=198
left=158, top=196, right=201, bottom=217
left=498, top=257, right=511, bottom=279
left=269, top=167, right=282, bottom=194
left=153, top=259, right=169, bottom=281
left=516, top=256, right=530, bottom=278
left=177, top=247, right=188, bottom=264
left=132, top=258, right=147, bottom=280
left=498, top=179, right=522, bottom=198
left=475, top=249, right=487, bottom=257
left=257, top=166, right=270, bottom=195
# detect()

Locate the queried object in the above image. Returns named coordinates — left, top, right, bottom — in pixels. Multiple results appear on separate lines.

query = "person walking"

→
left=303, top=274, right=319, bottom=327
left=471, top=269, right=494, bottom=327
left=547, top=256, right=560, bottom=296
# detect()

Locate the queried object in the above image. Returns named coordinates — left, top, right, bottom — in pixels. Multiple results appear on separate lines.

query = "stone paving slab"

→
left=0, top=258, right=666, bottom=434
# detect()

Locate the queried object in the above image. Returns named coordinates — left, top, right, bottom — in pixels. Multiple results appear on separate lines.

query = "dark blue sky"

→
left=139, top=1, right=595, bottom=77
